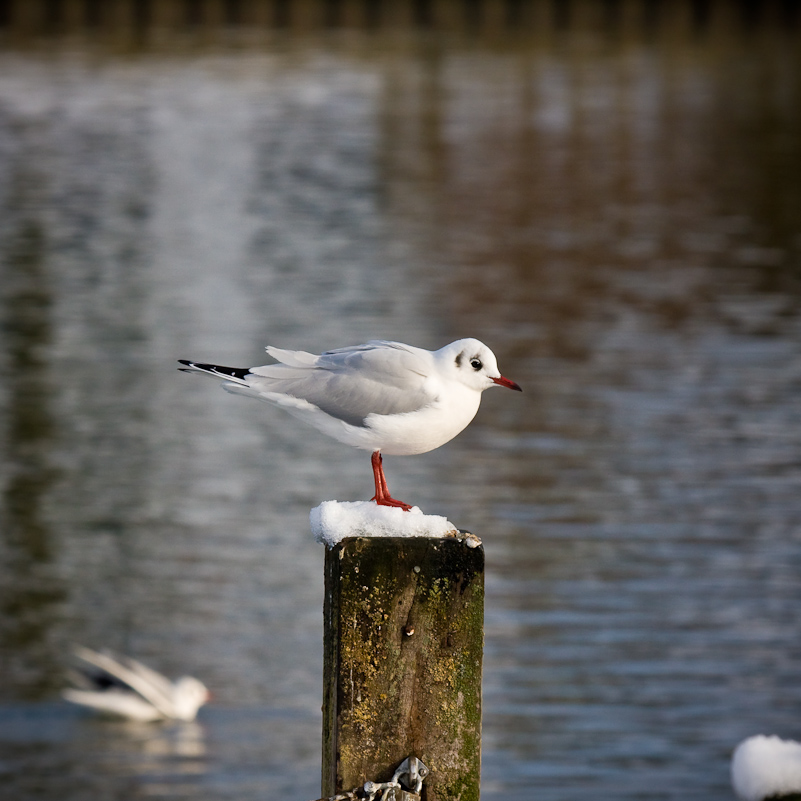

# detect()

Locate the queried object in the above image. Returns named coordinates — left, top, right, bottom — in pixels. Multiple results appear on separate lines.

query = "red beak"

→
left=492, top=375, right=522, bottom=392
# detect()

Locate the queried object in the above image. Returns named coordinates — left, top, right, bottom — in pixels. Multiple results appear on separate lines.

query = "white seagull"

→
left=179, top=338, right=522, bottom=510
left=62, top=646, right=210, bottom=722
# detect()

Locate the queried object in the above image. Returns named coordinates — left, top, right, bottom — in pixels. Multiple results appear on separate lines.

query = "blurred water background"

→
left=1, top=1, right=800, bottom=799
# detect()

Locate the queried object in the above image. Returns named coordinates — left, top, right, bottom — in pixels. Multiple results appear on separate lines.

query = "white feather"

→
left=63, top=647, right=209, bottom=722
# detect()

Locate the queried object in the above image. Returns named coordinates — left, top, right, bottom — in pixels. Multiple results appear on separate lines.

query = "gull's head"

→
left=172, top=677, right=211, bottom=721
left=438, top=339, right=522, bottom=393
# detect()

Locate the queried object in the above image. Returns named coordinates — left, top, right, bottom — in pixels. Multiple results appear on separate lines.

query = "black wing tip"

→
left=177, top=361, right=251, bottom=380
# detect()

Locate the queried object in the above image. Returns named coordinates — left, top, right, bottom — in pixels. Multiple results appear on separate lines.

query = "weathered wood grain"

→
left=322, top=536, right=484, bottom=801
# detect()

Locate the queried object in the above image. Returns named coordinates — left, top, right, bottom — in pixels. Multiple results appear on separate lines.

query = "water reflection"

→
left=1, top=0, right=799, bottom=41
left=0, top=8, right=800, bottom=801
left=0, top=166, right=64, bottom=694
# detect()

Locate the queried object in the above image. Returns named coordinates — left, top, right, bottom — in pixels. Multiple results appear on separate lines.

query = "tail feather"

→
left=264, top=346, right=318, bottom=369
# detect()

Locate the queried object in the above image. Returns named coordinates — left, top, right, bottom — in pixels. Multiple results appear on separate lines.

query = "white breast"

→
left=363, top=380, right=482, bottom=456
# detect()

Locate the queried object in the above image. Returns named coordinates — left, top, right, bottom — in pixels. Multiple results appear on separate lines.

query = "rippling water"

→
left=1, top=10, right=800, bottom=801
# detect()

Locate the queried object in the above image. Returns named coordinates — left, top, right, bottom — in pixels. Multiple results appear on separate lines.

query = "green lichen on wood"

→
left=322, top=537, right=484, bottom=801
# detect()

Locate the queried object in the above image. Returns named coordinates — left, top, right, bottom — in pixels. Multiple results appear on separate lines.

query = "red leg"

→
left=370, top=451, right=412, bottom=511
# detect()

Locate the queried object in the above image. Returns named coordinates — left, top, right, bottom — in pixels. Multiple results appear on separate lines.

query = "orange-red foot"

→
left=370, top=451, right=413, bottom=512
left=371, top=494, right=413, bottom=512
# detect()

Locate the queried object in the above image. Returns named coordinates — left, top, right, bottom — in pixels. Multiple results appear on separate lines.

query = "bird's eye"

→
left=470, top=358, right=482, bottom=371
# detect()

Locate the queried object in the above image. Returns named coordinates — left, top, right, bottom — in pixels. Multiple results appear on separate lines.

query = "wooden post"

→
left=322, top=536, right=484, bottom=801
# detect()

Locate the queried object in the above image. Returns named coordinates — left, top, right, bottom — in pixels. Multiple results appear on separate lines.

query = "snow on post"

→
left=314, top=501, right=484, bottom=801
left=732, top=735, right=801, bottom=801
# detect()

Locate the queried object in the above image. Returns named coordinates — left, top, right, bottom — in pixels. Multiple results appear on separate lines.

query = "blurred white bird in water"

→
left=179, top=338, right=522, bottom=511
left=62, top=646, right=210, bottom=722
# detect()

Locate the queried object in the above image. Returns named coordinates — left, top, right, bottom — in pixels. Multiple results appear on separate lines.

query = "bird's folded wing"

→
left=249, top=342, right=435, bottom=426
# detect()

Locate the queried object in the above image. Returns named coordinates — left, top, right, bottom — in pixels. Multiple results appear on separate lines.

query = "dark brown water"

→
left=1, top=4, right=801, bottom=799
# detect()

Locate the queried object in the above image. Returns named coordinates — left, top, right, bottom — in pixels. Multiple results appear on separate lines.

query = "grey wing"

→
left=72, top=647, right=175, bottom=716
left=250, top=341, right=435, bottom=426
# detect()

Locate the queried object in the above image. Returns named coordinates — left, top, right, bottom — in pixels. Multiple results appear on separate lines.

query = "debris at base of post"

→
left=444, top=528, right=482, bottom=548
left=312, top=756, right=429, bottom=801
